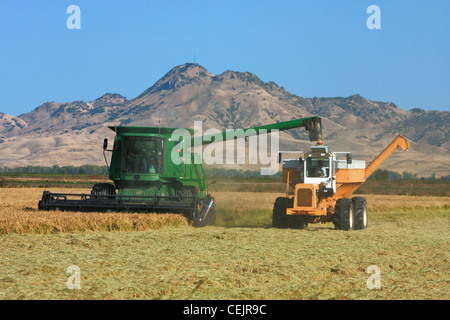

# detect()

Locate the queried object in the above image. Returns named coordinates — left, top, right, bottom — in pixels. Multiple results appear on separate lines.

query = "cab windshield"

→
left=306, top=157, right=330, bottom=178
left=122, top=136, right=165, bottom=174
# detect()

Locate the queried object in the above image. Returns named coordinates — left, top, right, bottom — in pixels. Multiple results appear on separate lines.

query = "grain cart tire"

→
left=352, top=197, right=368, bottom=230
left=333, top=198, right=354, bottom=231
left=272, top=197, right=288, bottom=228
left=91, top=183, right=116, bottom=199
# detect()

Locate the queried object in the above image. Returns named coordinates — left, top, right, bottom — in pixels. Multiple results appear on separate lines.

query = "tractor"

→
left=274, top=135, right=410, bottom=230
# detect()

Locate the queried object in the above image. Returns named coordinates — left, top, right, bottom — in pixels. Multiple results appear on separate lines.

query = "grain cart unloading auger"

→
left=275, top=135, right=410, bottom=230
left=38, top=116, right=323, bottom=227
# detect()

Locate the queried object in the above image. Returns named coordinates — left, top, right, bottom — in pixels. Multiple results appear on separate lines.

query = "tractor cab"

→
left=280, top=145, right=336, bottom=199
left=303, top=145, right=336, bottom=196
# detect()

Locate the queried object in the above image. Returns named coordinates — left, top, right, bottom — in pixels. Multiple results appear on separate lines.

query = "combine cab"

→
left=39, top=117, right=323, bottom=227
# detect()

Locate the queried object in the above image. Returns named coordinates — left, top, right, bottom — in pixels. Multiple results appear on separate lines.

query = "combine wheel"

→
left=91, top=183, right=116, bottom=198
left=194, top=195, right=216, bottom=227
left=352, top=197, right=368, bottom=230
left=333, top=198, right=354, bottom=231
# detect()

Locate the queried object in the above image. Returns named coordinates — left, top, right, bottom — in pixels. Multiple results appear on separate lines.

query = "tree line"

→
left=0, top=165, right=109, bottom=175
left=368, top=169, right=449, bottom=181
left=0, top=165, right=447, bottom=181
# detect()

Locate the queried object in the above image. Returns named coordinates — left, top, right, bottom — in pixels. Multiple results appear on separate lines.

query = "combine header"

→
left=38, top=117, right=323, bottom=227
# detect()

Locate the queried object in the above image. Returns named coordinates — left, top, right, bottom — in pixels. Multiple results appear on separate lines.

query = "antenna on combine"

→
left=154, top=118, right=161, bottom=136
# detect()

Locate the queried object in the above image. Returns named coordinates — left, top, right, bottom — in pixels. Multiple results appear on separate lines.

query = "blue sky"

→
left=0, top=0, right=449, bottom=116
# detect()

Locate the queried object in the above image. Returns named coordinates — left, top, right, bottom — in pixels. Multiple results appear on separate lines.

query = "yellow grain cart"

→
left=274, top=135, right=410, bottom=230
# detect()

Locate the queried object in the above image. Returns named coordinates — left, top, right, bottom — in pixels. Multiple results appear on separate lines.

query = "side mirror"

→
left=103, top=139, right=108, bottom=150
left=346, top=153, right=352, bottom=164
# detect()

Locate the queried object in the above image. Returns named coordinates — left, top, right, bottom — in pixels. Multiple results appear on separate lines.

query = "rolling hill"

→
left=0, top=63, right=448, bottom=177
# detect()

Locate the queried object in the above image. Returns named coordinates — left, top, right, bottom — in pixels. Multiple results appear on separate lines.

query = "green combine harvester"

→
left=38, top=116, right=322, bottom=227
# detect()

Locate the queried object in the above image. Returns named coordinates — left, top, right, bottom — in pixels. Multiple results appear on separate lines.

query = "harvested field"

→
left=0, top=187, right=448, bottom=300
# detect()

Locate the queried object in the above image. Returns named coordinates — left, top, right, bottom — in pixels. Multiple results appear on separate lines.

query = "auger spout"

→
left=193, top=116, right=323, bottom=146
left=364, top=135, right=410, bottom=180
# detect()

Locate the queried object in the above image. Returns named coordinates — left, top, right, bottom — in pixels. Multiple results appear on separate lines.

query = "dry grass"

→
left=363, top=194, right=450, bottom=211
left=213, top=192, right=450, bottom=212
left=0, top=187, right=448, bottom=300
left=0, top=188, right=188, bottom=234
left=0, top=188, right=448, bottom=234
left=213, top=191, right=450, bottom=227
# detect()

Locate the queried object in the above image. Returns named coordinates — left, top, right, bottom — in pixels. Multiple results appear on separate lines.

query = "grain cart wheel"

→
left=333, top=198, right=354, bottom=231
left=352, top=197, right=368, bottom=230
left=272, top=197, right=288, bottom=228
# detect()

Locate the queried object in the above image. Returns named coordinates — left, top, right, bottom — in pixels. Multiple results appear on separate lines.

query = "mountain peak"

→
left=90, top=93, right=127, bottom=108
left=0, top=112, right=28, bottom=136
left=171, top=62, right=208, bottom=72
left=138, top=63, right=213, bottom=96
left=213, top=70, right=266, bottom=89
left=348, top=94, right=366, bottom=102
left=95, top=93, right=127, bottom=100
left=162, top=63, right=212, bottom=81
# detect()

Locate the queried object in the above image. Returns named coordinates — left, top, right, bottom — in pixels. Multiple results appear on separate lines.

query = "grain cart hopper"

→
left=38, top=116, right=323, bottom=227
left=274, top=135, right=410, bottom=230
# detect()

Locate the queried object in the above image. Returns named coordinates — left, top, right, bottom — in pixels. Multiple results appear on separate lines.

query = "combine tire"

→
left=194, top=195, right=216, bottom=227
left=91, top=183, right=116, bottom=198
left=272, top=197, right=288, bottom=228
left=352, top=197, right=368, bottom=230
left=333, top=198, right=354, bottom=231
